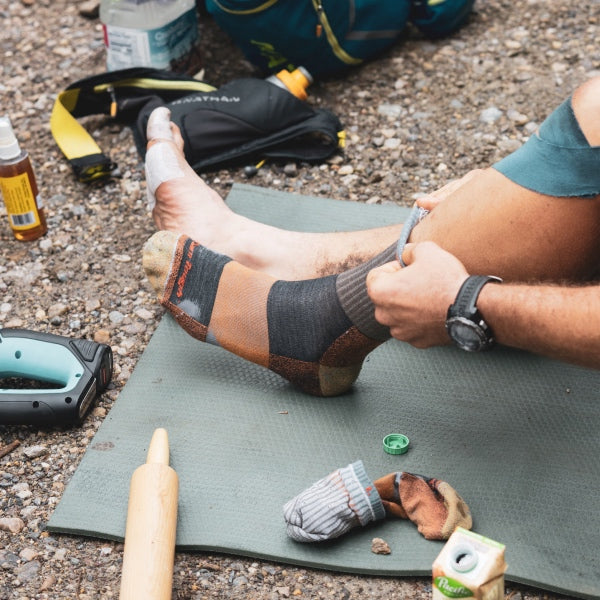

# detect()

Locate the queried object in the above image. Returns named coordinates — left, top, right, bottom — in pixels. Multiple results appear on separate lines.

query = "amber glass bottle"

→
left=0, top=117, right=47, bottom=241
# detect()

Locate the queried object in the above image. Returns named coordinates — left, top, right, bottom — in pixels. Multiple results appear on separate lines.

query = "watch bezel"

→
left=445, top=315, right=493, bottom=352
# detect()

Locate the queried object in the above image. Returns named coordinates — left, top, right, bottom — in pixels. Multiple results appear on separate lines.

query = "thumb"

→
left=400, top=243, right=417, bottom=267
left=374, top=260, right=402, bottom=275
left=365, top=260, right=401, bottom=293
left=401, top=241, right=446, bottom=267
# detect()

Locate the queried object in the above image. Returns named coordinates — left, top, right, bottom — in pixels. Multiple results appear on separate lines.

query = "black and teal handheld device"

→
left=0, top=328, right=113, bottom=426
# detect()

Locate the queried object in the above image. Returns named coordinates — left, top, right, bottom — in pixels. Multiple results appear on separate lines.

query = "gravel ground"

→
left=0, top=0, right=598, bottom=598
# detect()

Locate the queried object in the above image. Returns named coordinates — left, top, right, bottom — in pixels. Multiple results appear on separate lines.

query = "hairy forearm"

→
left=478, top=282, right=600, bottom=369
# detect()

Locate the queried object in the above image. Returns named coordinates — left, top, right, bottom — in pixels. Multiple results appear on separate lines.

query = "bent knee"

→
left=572, top=76, right=600, bottom=145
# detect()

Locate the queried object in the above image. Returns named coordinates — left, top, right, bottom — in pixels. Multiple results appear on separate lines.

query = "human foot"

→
left=145, top=108, right=349, bottom=279
left=143, top=230, right=393, bottom=396
left=145, top=106, right=245, bottom=253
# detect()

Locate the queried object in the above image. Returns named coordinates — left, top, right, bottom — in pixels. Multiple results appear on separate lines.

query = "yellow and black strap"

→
left=50, top=69, right=215, bottom=184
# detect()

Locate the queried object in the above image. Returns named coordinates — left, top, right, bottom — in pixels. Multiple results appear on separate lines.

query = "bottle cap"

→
left=383, top=433, right=410, bottom=455
left=273, top=67, right=313, bottom=101
left=0, top=117, right=21, bottom=160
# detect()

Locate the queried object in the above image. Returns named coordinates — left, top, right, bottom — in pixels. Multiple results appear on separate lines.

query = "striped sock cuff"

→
left=283, top=460, right=386, bottom=542
left=396, top=205, right=429, bottom=266
left=336, top=245, right=396, bottom=341
left=340, top=460, right=386, bottom=525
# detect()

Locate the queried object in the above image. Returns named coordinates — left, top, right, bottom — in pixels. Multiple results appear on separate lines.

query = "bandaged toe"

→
left=144, top=107, right=185, bottom=211
left=374, top=471, right=472, bottom=540
left=283, top=460, right=385, bottom=542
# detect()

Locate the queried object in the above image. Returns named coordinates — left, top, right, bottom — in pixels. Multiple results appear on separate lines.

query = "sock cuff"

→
left=336, top=245, right=396, bottom=341
left=339, top=461, right=386, bottom=525
left=396, top=205, right=429, bottom=266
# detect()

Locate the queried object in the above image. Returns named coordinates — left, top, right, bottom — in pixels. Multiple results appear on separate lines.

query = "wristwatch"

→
left=445, top=275, right=503, bottom=352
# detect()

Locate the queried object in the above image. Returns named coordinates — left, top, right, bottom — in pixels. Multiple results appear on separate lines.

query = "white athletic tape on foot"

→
left=146, top=106, right=174, bottom=141
left=145, top=142, right=185, bottom=211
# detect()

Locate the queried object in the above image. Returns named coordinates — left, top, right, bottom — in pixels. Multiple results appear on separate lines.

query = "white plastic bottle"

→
left=100, top=0, right=200, bottom=72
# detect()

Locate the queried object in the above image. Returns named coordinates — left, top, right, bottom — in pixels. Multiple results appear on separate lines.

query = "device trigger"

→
left=70, top=338, right=102, bottom=362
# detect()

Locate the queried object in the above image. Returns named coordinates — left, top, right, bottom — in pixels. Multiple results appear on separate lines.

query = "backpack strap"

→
left=50, top=68, right=215, bottom=183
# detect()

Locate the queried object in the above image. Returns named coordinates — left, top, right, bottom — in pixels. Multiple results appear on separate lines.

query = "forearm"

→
left=478, top=282, right=600, bottom=369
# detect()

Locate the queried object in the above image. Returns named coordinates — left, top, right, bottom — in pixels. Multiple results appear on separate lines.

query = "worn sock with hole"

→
left=373, top=471, right=472, bottom=540
left=143, top=231, right=395, bottom=396
left=283, top=462, right=472, bottom=542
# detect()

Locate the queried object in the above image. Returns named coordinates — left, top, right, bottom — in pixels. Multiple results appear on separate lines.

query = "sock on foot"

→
left=143, top=231, right=395, bottom=396
left=283, top=461, right=472, bottom=543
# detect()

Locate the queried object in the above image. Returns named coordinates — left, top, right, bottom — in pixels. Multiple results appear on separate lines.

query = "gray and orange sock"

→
left=283, top=461, right=472, bottom=543
left=143, top=231, right=394, bottom=396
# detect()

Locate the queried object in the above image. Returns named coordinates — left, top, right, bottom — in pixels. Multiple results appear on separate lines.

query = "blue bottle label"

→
left=104, top=7, right=198, bottom=70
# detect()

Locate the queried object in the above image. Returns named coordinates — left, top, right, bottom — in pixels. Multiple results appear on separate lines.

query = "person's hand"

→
left=366, top=242, right=469, bottom=348
left=416, top=169, right=482, bottom=212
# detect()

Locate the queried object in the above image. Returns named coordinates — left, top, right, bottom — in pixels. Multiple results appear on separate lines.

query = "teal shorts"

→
left=493, top=96, right=600, bottom=197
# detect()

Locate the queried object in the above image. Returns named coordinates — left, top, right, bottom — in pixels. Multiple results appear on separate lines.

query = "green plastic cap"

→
left=383, top=433, right=410, bottom=455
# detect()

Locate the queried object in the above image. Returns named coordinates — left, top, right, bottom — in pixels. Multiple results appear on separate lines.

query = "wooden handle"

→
left=119, top=428, right=178, bottom=600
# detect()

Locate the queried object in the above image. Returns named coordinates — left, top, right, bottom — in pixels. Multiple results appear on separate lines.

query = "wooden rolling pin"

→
left=119, top=428, right=179, bottom=600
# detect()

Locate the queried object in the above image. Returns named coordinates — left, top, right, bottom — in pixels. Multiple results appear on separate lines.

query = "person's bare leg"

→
left=145, top=107, right=402, bottom=280
left=410, top=173, right=600, bottom=282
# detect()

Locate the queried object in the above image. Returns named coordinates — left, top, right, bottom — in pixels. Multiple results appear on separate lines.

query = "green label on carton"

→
left=434, top=576, right=474, bottom=598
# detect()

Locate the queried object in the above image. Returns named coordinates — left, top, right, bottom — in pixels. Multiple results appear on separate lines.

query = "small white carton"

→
left=432, top=528, right=507, bottom=600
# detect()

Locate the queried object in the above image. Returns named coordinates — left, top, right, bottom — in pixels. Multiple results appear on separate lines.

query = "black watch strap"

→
left=448, top=275, right=503, bottom=319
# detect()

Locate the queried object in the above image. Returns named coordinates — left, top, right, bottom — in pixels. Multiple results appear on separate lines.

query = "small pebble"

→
left=22, top=445, right=48, bottom=459
left=0, top=518, right=25, bottom=534
left=371, top=538, right=392, bottom=555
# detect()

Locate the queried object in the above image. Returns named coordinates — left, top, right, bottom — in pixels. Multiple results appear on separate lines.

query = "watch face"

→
left=447, top=317, right=487, bottom=352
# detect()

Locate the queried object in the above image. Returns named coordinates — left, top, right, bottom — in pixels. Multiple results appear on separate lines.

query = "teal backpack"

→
left=204, top=0, right=476, bottom=78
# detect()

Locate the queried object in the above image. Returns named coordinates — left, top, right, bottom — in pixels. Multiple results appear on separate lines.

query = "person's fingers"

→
left=401, top=241, right=446, bottom=267
left=416, top=194, right=443, bottom=212
left=366, top=260, right=400, bottom=287
left=400, top=243, right=416, bottom=266
left=417, top=169, right=483, bottom=211
left=366, top=261, right=400, bottom=304
left=371, top=260, right=402, bottom=276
